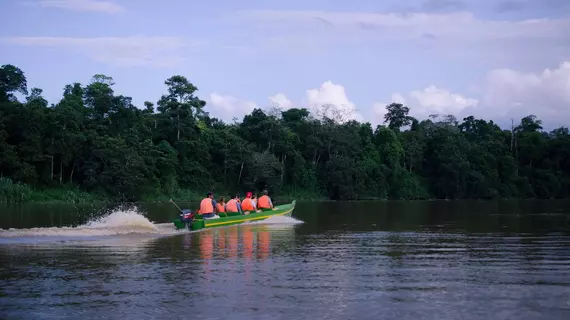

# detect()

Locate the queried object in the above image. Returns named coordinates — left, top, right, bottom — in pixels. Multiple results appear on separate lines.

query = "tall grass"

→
left=0, top=178, right=327, bottom=205
left=0, top=177, right=105, bottom=204
left=0, top=177, right=33, bottom=204
left=27, top=187, right=104, bottom=204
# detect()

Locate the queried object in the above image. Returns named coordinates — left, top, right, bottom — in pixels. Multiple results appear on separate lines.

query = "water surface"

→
left=1, top=200, right=570, bottom=319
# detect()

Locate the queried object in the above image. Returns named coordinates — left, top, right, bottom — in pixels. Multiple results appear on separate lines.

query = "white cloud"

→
left=268, top=93, right=293, bottom=109
left=206, top=60, right=569, bottom=127
left=480, top=60, right=570, bottom=122
left=206, top=81, right=363, bottom=124
left=207, top=60, right=569, bottom=127
left=374, top=86, right=477, bottom=124
left=372, top=102, right=388, bottom=127
left=305, top=81, right=362, bottom=122
left=390, top=93, right=406, bottom=104
left=207, top=93, right=258, bottom=122
left=371, top=93, right=408, bottom=127
left=407, top=85, right=479, bottom=118
left=373, top=61, right=570, bottom=126
left=231, top=10, right=570, bottom=62
left=3, top=36, right=192, bottom=67
left=35, top=0, right=124, bottom=13
left=236, top=10, right=569, bottom=42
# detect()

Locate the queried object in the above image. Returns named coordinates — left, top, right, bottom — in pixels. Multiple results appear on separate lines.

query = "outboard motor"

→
left=179, top=209, right=195, bottom=226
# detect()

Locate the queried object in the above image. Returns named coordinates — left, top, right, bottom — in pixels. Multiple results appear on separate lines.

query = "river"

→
left=1, top=200, right=570, bottom=319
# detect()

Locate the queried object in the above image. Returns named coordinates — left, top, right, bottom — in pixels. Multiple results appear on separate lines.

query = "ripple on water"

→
left=2, top=218, right=570, bottom=319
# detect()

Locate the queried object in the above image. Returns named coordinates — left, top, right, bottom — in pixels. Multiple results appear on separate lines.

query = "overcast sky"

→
left=1, top=0, right=569, bottom=129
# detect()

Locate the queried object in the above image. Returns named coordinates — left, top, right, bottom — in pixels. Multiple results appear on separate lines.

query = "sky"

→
left=0, top=0, right=569, bottom=129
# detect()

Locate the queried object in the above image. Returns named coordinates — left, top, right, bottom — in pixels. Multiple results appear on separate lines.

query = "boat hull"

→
left=173, top=200, right=296, bottom=231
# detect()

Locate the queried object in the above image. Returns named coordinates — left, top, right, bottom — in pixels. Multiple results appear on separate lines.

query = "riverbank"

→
left=4, top=177, right=564, bottom=205
left=0, top=178, right=328, bottom=205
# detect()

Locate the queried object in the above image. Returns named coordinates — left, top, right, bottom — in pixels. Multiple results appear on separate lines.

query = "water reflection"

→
left=228, top=227, right=238, bottom=259
left=257, top=229, right=270, bottom=260
left=178, top=224, right=285, bottom=264
left=242, top=226, right=254, bottom=261
left=199, top=232, right=214, bottom=261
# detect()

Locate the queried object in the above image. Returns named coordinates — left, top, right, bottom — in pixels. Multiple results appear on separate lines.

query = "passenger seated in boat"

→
left=257, top=189, right=274, bottom=211
left=241, top=192, right=257, bottom=214
left=199, top=192, right=220, bottom=219
left=252, top=194, right=258, bottom=208
left=216, top=196, right=227, bottom=217
left=226, top=194, right=242, bottom=214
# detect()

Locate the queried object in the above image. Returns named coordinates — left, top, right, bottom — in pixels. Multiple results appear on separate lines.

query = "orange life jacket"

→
left=199, top=198, right=214, bottom=214
left=216, top=202, right=225, bottom=212
left=226, top=199, right=239, bottom=212
left=241, top=198, right=255, bottom=211
left=258, top=195, right=271, bottom=209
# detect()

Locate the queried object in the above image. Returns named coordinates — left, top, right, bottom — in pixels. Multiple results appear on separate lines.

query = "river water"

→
left=1, top=200, right=570, bottom=319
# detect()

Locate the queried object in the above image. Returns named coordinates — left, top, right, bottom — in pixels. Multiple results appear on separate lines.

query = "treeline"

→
left=1, top=64, right=569, bottom=203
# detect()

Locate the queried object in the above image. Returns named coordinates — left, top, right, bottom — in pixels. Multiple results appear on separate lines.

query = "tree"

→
left=157, top=75, right=206, bottom=141
left=384, top=102, right=412, bottom=131
left=0, top=64, right=27, bottom=102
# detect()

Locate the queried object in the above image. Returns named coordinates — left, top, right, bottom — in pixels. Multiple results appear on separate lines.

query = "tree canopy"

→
left=1, top=64, right=569, bottom=201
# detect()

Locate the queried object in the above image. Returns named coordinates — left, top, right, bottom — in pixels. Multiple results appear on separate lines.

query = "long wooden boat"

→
left=172, top=200, right=296, bottom=231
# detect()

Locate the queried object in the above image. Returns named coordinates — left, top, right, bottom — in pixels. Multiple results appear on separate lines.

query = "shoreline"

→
left=2, top=189, right=569, bottom=206
left=2, top=179, right=569, bottom=206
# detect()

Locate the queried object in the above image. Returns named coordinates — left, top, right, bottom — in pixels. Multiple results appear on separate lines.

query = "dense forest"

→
left=1, top=64, right=569, bottom=203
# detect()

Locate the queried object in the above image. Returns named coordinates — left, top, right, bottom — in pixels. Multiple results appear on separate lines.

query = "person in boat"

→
left=225, top=194, right=242, bottom=214
left=257, top=189, right=274, bottom=211
left=199, top=192, right=219, bottom=219
left=240, top=192, right=257, bottom=214
left=252, top=194, right=258, bottom=208
left=217, top=197, right=225, bottom=211
left=216, top=196, right=227, bottom=217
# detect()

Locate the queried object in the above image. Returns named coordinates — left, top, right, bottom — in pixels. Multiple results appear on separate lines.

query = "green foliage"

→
left=0, top=64, right=28, bottom=102
left=0, top=177, right=32, bottom=204
left=384, top=102, right=412, bottom=132
left=0, top=177, right=100, bottom=204
left=1, top=63, right=570, bottom=202
left=25, top=187, right=103, bottom=204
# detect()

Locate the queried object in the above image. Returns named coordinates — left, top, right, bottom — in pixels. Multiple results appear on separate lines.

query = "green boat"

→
left=172, top=200, right=296, bottom=231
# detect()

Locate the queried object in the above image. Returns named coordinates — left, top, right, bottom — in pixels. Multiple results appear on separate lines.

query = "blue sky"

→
left=1, top=0, right=569, bottom=129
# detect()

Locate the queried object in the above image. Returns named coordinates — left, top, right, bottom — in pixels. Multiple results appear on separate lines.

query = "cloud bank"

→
left=207, top=81, right=363, bottom=123
left=4, top=36, right=191, bottom=67
left=35, top=0, right=124, bottom=13
left=373, top=61, right=570, bottom=127
left=206, top=61, right=569, bottom=128
left=229, top=9, right=570, bottom=65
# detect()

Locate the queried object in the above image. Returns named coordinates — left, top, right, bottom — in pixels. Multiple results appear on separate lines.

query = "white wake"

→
left=244, top=215, right=304, bottom=226
left=0, top=208, right=182, bottom=239
left=0, top=208, right=304, bottom=244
